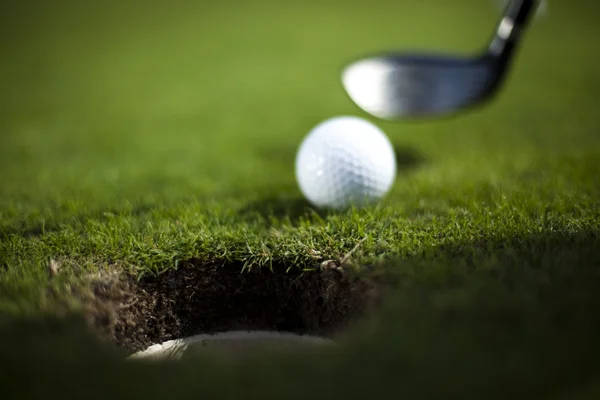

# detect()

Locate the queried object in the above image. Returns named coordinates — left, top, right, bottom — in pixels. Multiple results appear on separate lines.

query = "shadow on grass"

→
left=394, top=145, right=426, bottom=170
left=239, top=145, right=426, bottom=224
left=238, top=195, right=336, bottom=225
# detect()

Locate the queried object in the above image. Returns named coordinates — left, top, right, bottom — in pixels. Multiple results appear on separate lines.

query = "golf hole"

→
left=84, top=261, right=380, bottom=358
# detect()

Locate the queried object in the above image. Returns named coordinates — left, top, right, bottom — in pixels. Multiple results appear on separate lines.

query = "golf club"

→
left=341, top=0, right=539, bottom=120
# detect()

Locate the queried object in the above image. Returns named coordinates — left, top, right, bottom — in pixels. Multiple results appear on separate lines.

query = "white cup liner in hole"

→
left=129, top=330, right=336, bottom=361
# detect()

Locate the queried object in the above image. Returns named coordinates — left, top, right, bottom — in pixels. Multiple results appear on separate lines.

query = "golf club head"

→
left=342, top=53, right=503, bottom=120
left=341, top=0, right=538, bottom=120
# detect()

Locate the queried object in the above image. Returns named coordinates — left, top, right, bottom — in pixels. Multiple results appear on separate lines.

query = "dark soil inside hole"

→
left=85, top=262, right=379, bottom=353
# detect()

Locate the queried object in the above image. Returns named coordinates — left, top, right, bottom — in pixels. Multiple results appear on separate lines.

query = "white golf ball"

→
left=295, top=116, right=396, bottom=209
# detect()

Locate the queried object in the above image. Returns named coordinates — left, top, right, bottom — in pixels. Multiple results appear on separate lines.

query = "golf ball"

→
left=295, top=116, right=396, bottom=209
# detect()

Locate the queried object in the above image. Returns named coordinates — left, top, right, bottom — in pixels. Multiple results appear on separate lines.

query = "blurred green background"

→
left=1, top=0, right=597, bottom=216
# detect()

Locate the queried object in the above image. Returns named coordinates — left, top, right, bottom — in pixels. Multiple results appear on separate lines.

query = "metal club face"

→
left=341, top=0, right=538, bottom=120
left=342, top=54, right=502, bottom=120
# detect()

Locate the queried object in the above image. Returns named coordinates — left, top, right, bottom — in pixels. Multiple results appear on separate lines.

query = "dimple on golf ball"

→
left=295, top=116, right=396, bottom=209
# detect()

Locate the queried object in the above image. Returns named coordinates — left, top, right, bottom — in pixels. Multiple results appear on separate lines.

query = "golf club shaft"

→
left=489, top=0, right=537, bottom=57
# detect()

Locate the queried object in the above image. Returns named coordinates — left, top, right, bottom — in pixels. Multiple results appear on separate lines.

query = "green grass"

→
left=1, top=0, right=600, bottom=398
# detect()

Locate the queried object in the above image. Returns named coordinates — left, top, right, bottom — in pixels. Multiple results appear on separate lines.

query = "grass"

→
left=1, top=0, right=600, bottom=398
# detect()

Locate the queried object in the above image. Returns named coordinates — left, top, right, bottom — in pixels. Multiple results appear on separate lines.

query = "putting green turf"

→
left=1, top=0, right=600, bottom=398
